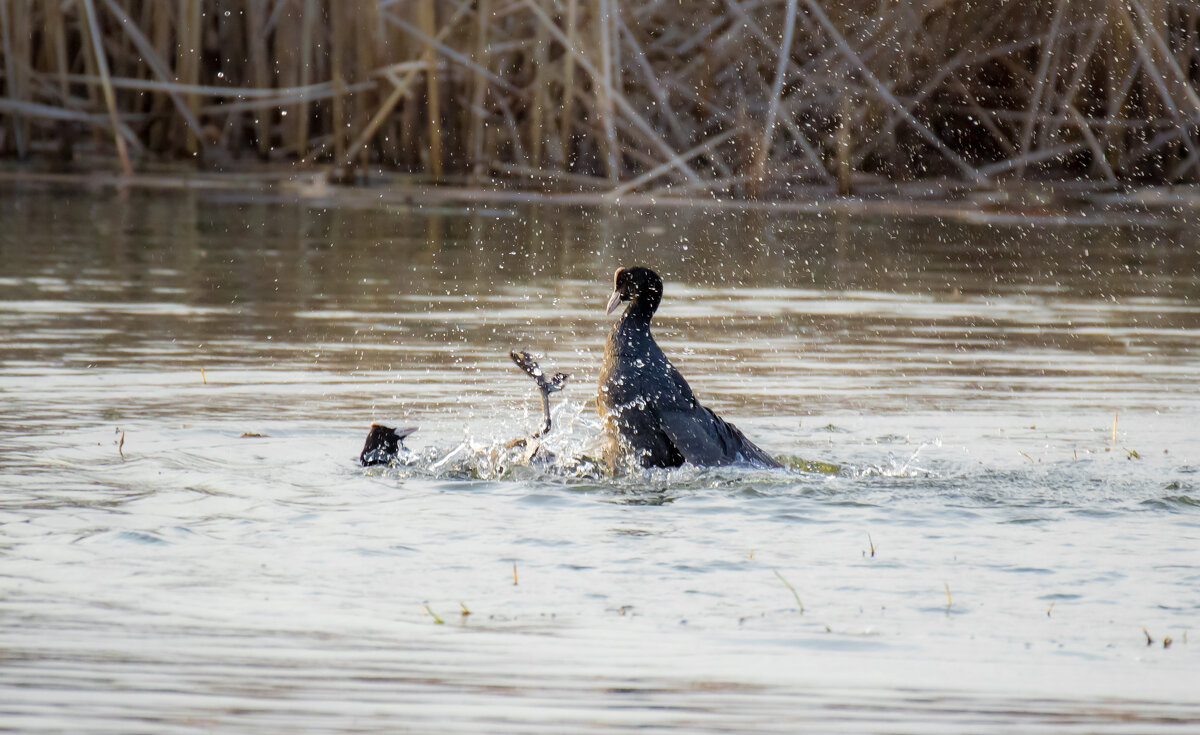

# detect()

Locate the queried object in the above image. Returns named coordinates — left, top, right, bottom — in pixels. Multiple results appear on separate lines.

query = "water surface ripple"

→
left=1, top=188, right=1198, bottom=733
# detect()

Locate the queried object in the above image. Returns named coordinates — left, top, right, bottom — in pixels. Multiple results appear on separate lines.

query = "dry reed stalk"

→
left=379, top=20, right=407, bottom=165
left=80, top=0, right=131, bottom=175
left=43, top=0, right=69, bottom=101
left=560, top=0, right=579, bottom=163
left=297, top=0, right=318, bottom=157
left=376, top=0, right=472, bottom=170
left=273, top=3, right=299, bottom=154
left=176, top=0, right=201, bottom=155
left=1047, top=21, right=1119, bottom=180
left=0, top=0, right=1197, bottom=191
left=1129, top=0, right=1200, bottom=119
left=947, top=73, right=1016, bottom=157
left=98, top=0, right=204, bottom=143
left=0, top=0, right=24, bottom=157
left=343, top=66, right=423, bottom=166
left=1045, top=21, right=1106, bottom=129
left=613, top=10, right=690, bottom=147
left=597, top=0, right=618, bottom=181
left=1016, top=0, right=1068, bottom=179
left=1063, top=104, right=1111, bottom=179
left=356, top=0, right=381, bottom=168
left=1112, top=2, right=1200, bottom=172
left=419, top=0, right=441, bottom=180
left=1100, top=1, right=1132, bottom=173
left=530, top=0, right=548, bottom=168
left=146, top=1, right=173, bottom=151
left=979, top=142, right=1083, bottom=178
left=775, top=109, right=833, bottom=183
left=0, top=98, right=94, bottom=121
left=608, top=0, right=621, bottom=92
left=521, top=0, right=701, bottom=184
left=604, top=127, right=737, bottom=198
left=246, top=0, right=271, bottom=157
left=836, top=91, right=852, bottom=196
left=11, top=0, right=32, bottom=157
left=210, top=82, right=380, bottom=116
left=330, top=2, right=348, bottom=161
left=399, top=16, right=419, bottom=163
left=469, top=0, right=490, bottom=179
left=382, top=2, right=517, bottom=156
left=753, top=0, right=799, bottom=194
left=801, top=0, right=986, bottom=184
left=45, top=72, right=344, bottom=99
left=215, top=7, right=244, bottom=153
left=494, top=90, right=528, bottom=166
left=843, top=4, right=995, bottom=173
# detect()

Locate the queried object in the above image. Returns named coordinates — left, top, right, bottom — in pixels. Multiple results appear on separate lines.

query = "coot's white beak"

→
left=605, top=290, right=622, bottom=315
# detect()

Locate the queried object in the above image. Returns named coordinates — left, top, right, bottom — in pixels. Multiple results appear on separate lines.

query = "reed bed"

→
left=1, top=0, right=1198, bottom=196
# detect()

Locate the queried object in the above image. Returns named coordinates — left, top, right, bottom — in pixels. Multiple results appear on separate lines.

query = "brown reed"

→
left=0, top=0, right=1197, bottom=196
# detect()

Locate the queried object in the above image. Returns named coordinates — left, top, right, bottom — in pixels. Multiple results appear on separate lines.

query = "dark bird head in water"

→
left=360, top=424, right=417, bottom=466
left=605, top=267, right=663, bottom=318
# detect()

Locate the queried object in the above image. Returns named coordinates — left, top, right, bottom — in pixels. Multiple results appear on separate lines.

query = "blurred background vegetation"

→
left=1, top=0, right=1198, bottom=197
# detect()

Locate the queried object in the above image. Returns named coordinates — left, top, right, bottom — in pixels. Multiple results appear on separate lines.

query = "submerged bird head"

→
left=605, top=267, right=664, bottom=318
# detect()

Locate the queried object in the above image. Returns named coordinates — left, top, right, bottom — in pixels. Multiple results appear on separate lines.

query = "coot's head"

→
left=605, top=267, right=664, bottom=316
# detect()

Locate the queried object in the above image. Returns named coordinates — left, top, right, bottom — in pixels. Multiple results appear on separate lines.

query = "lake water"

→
left=1, top=186, right=1198, bottom=733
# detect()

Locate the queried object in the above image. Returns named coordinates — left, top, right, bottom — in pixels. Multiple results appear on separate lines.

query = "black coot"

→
left=360, top=424, right=417, bottom=466
left=597, top=267, right=781, bottom=470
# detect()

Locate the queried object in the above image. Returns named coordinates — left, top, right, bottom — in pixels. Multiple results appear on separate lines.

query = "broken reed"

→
left=2, top=0, right=1199, bottom=194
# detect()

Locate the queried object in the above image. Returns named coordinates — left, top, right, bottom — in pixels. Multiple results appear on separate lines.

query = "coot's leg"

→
left=510, top=350, right=569, bottom=438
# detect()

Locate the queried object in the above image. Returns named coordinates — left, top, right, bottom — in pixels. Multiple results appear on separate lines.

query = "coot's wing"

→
left=656, top=406, right=737, bottom=466
left=657, top=361, right=779, bottom=468
left=657, top=405, right=780, bottom=468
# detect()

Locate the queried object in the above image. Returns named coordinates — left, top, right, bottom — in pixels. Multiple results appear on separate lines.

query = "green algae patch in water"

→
left=779, top=455, right=842, bottom=475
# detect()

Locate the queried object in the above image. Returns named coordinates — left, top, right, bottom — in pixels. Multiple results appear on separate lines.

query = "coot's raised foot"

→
left=598, top=266, right=782, bottom=471
left=360, top=424, right=417, bottom=466
left=509, top=350, right=569, bottom=438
